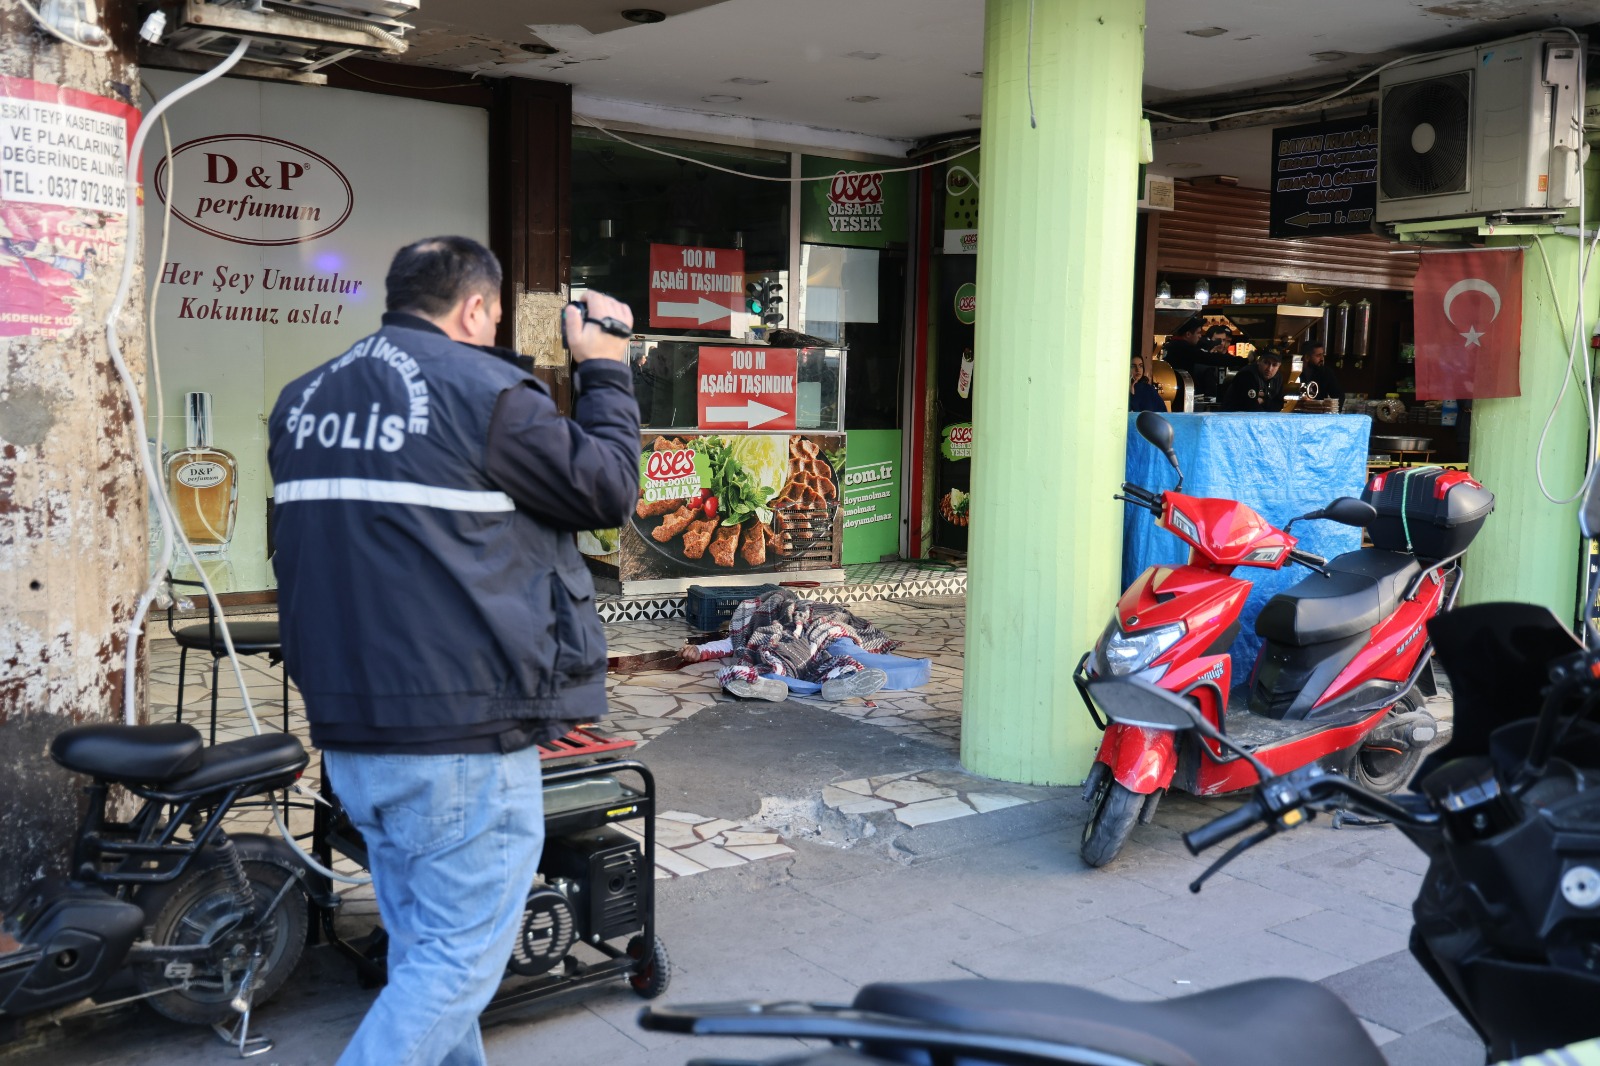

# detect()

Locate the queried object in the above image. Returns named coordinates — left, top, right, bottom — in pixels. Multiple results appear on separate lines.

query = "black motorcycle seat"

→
left=854, top=978, right=1384, bottom=1066
left=1255, top=549, right=1422, bottom=647
left=51, top=723, right=205, bottom=783
left=159, top=732, right=308, bottom=794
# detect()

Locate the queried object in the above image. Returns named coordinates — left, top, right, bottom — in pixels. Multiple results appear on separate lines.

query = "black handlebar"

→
left=1117, top=484, right=1163, bottom=515
left=1182, top=795, right=1266, bottom=854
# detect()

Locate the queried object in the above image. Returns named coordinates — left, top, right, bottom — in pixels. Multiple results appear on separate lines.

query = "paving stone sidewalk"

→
left=8, top=594, right=1477, bottom=1065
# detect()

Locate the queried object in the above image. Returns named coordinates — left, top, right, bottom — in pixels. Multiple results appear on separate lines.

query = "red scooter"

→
left=1074, top=412, right=1494, bottom=866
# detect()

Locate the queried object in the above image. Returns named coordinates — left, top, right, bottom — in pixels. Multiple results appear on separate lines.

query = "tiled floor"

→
left=823, top=767, right=1055, bottom=827
left=141, top=591, right=968, bottom=887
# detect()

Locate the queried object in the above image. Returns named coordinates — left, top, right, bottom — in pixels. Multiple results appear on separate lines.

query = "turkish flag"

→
left=1414, top=248, right=1522, bottom=400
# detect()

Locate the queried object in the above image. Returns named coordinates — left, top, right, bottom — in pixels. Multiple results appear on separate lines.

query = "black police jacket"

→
left=1221, top=365, right=1284, bottom=412
left=268, top=313, right=640, bottom=750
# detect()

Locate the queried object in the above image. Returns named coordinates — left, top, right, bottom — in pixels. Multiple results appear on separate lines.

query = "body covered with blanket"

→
left=717, top=589, right=901, bottom=688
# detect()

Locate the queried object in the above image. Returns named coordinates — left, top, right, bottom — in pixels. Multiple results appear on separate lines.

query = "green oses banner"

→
left=841, top=429, right=902, bottom=564
left=800, top=156, right=909, bottom=248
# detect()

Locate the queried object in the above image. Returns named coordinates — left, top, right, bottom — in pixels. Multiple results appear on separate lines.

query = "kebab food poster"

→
left=580, top=433, right=845, bottom=579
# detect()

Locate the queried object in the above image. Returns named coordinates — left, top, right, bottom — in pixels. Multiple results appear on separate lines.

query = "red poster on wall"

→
left=648, top=243, right=744, bottom=329
left=1414, top=248, right=1523, bottom=400
left=697, top=346, right=797, bottom=430
left=0, top=76, right=140, bottom=339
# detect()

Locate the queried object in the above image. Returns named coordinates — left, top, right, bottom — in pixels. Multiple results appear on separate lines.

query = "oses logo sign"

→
left=153, top=134, right=353, bottom=247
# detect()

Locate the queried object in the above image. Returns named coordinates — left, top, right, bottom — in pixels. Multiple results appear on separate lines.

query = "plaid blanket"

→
left=717, top=589, right=901, bottom=686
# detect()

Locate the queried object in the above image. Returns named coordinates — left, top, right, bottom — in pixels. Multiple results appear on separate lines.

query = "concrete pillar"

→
left=0, top=11, right=145, bottom=900
left=961, top=0, right=1145, bottom=785
left=1460, top=212, right=1599, bottom=621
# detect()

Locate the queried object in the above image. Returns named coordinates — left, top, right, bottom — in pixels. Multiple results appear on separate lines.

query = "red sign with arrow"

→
left=697, top=346, right=797, bottom=430
left=648, top=243, right=745, bottom=329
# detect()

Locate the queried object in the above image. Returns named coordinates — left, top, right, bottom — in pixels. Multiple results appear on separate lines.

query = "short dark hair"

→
left=385, top=236, right=503, bottom=316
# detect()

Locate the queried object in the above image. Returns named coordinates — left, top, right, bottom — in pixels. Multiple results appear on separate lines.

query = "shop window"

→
left=798, top=245, right=906, bottom=431
left=570, top=129, right=788, bottom=338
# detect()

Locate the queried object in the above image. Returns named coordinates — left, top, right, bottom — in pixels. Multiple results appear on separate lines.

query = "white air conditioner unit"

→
left=1377, top=31, right=1585, bottom=225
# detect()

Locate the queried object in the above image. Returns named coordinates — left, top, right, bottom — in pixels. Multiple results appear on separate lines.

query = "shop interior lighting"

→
left=1157, top=278, right=1172, bottom=301
left=622, top=8, right=667, bottom=23
left=1193, top=278, right=1211, bottom=305
left=1230, top=278, right=1248, bottom=305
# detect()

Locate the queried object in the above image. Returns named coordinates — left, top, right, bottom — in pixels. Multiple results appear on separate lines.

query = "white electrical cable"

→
left=572, top=114, right=979, bottom=181
left=111, top=39, right=249, bottom=729
left=122, top=46, right=373, bottom=886
left=1532, top=30, right=1598, bottom=508
left=1143, top=54, right=1417, bottom=125
left=15, top=0, right=113, bottom=53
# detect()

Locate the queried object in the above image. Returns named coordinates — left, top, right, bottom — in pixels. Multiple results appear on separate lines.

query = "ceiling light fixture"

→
left=846, top=95, right=879, bottom=103
left=519, top=42, right=559, bottom=54
left=1185, top=26, right=1228, bottom=38
left=621, top=9, right=666, bottom=24
left=845, top=51, right=882, bottom=60
left=727, top=76, right=768, bottom=85
left=702, top=94, right=742, bottom=104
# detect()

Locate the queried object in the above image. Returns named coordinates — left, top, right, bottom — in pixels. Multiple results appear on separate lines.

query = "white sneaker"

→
left=821, top=668, right=889, bottom=702
left=725, top=677, right=789, bottom=702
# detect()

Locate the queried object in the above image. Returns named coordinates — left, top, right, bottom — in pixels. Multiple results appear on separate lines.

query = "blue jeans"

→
left=324, top=746, right=546, bottom=1066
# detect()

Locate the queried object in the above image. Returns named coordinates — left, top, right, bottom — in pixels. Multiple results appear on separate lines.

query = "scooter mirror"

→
left=1088, top=679, right=1199, bottom=732
left=1135, top=412, right=1183, bottom=487
left=1323, top=497, right=1377, bottom=528
left=1135, top=411, right=1175, bottom=458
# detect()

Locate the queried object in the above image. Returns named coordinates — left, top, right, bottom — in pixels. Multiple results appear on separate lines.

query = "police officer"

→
left=1298, top=344, right=1345, bottom=402
left=1221, top=348, right=1286, bottom=412
left=268, top=236, right=640, bottom=1066
left=1164, top=316, right=1245, bottom=411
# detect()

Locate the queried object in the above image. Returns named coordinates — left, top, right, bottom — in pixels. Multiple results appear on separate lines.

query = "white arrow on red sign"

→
left=703, top=400, right=789, bottom=429
left=656, top=297, right=736, bottom=326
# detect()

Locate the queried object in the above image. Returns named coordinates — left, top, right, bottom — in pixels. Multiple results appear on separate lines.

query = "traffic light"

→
left=745, top=277, right=784, bottom=327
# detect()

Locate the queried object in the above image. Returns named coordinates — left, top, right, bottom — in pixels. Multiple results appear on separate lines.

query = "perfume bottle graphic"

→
left=165, top=392, right=237, bottom=554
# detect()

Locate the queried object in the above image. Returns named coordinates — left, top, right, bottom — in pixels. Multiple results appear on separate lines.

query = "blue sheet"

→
left=1122, top=413, right=1372, bottom=677
left=772, top=638, right=933, bottom=695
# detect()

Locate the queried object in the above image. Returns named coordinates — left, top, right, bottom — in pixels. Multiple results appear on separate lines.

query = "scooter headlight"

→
left=1096, top=621, right=1186, bottom=677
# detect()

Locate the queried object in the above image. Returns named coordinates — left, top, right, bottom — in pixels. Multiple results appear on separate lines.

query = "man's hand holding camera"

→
left=562, top=292, right=633, bottom=363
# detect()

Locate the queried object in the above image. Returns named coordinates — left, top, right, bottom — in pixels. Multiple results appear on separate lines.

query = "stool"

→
left=166, top=578, right=290, bottom=745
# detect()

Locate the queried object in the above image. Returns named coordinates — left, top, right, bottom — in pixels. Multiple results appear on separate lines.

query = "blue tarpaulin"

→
left=1122, top=413, right=1373, bottom=678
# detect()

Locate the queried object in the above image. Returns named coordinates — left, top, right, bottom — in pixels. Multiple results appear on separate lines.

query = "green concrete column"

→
left=1460, top=222, right=1599, bottom=621
left=962, top=0, right=1146, bottom=785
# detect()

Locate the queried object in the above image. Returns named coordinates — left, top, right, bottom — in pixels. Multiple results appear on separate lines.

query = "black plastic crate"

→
left=684, top=584, right=779, bottom=631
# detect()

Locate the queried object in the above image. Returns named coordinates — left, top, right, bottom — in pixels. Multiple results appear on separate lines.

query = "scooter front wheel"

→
left=1081, top=777, right=1142, bottom=867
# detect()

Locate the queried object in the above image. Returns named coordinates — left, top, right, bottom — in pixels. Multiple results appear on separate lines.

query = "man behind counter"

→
left=1298, top=344, right=1344, bottom=402
left=1221, top=348, right=1285, bottom=412
left=1163, top=316, right=1245, bottom=410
